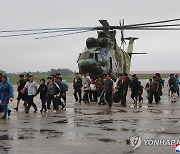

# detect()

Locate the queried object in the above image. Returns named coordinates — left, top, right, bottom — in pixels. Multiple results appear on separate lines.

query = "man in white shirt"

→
left=82, top=73, right=91, bottom=103
left=21, top=74, right=38, bottom=113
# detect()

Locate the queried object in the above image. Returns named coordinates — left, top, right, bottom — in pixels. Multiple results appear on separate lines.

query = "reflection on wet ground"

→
left=0, top=82, right=180, bottom=154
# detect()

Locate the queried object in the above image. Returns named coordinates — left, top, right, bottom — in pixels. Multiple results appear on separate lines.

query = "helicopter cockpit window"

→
left=95, top=53, right=103, bottom=62
left=79, top=52, right=93, bottom=60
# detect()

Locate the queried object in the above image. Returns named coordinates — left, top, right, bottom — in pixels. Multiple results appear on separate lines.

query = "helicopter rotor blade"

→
left=128, top=23, right=180, bottom=28
left=35, top=29, right=94, bottom=40
left=124, top=27, right=180, bottom=30
left=124, top=18, right=180, bottom=27
left=0, top=29, right=92, bottom=38
left=0, top=27, right=94, bottom=33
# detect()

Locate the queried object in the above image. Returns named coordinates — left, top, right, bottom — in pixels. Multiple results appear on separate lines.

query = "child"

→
left=37, top=79, right=48, bottom=113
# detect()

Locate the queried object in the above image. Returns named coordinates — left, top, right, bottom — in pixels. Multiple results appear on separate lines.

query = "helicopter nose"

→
left=78, top=60, right=103, bottom=76
left=79, top=61, right=93, bottom=69
left=78, top=61, right=96, bottom=73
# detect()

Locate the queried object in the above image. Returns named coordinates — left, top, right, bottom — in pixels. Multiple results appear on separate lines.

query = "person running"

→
left=37, top=79, right=48, bottom=113
left=130, top=74, right=140, bottom=107
left=104, top=74, right=114, bottom=107
left=14, top=74, right=26, bottom=111
left=0, top=75, right=13, bottom=119
left=21, top=74, right=38, bottom=113
left=73, top=73, right=82, bottom=103
left=175, top=74, right=180, bottom=97
left=168, top=74, right=176, bottom=103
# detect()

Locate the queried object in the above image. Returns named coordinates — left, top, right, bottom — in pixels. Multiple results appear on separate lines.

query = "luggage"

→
left=113, top=91, right=121, bottom=103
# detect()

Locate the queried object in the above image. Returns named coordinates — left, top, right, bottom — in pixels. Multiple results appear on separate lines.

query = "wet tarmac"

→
left=0, top=79, right=179, bottom=154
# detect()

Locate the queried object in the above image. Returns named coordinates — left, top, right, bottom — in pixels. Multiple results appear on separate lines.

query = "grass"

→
left=9, top=74, right=169, bottom=85
left=9, top=75, right=74, bottom=85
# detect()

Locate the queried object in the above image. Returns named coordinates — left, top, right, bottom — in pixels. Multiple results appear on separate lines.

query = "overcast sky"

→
left=0, top=0, right=180, bottom=73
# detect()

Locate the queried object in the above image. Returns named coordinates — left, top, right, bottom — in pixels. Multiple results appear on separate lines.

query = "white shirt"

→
left=24, top=81, right=37, bottom=96
left=82, top=75, right=91, bottom=90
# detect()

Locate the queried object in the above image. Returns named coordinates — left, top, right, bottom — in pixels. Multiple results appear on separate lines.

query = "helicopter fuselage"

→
left=77, top=30, right=138, bottom=80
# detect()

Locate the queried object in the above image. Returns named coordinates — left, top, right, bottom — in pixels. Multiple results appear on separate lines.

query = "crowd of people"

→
left=0, top=72, right=179, bottom=119
left=74, top=72, right=179, bottom=107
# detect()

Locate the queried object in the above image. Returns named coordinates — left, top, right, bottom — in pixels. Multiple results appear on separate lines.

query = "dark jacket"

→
left=117, top=79, right=129, bottom=95
left=54, top=82, right=65, bottom=96
left=73, top=77, right=82, bottom=89
left=130, top=79, right=140, bottom=92
left=17, top=79, right=26, bottom=92
left=37, top=84, right=48, bottom=100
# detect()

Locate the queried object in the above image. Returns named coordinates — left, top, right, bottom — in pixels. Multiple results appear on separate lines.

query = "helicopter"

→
left=1, top=18, right=180, bottom=80
left=77, top=20, right=141, bottom=80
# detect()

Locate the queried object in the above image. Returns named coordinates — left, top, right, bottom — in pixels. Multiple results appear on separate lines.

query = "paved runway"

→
left=0, top=79, right=179, bottom=154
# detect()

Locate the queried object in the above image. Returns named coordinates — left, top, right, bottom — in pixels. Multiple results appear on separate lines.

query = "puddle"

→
left=18, top=134, right=34, bottom=140
left=147, top=109, right=163, bottom=114
left=52, top=119, right=68, bottom=124
left=0, top=134, right=12, bottom=140
left=0, top=145, right=10, bottom=154
left=39, top=129, right=63, bottom=134
left=101, top=127, right=117, bottom=131
left=98, top=138, right=117, bottom=143
left=117, top=109, right=127, bottom=113
left=133, top=110, right=143, bottom=113
left=39, top=129, right=63, bottom=139
left=84, top=133, right=102, bottom=136
left=94, top=119, right=113, bottom=124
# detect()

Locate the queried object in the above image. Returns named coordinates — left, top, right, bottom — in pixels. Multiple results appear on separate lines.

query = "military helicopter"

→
left=1, top=18, right=180, bottom=80
left=77, top=20, right=141, bottom=80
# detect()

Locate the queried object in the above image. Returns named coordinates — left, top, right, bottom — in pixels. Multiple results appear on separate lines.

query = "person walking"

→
left=0, top=75, right=13, bottom=119
left=104, top=74, right=114, bottom=107
left=37, top=79, right=48, bottom=113
left=53, top=76, right=65, bottom=111
left=82, top=73, right=91, bottom=103
left=47, top=77, right=54, bottom=109
left=73, top=73, right=82, bottom=103
left=116, top=74, right=129, bottom=107
left=14, top=74, right=26, bottom=111
left=149, top=76, right=159, bottom=104
left=168, top=74, right=177, bottom=103
left=130, top=74, right=140, bottom=107
left=175, top=74, right=180, bottom=97
left=21, top=75, right=38, bottom=113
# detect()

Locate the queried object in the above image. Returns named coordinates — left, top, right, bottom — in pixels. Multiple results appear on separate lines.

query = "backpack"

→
left=62, top=80, right=68, bottom=91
